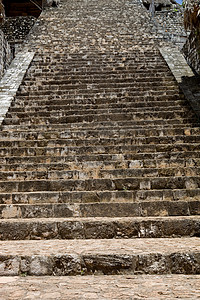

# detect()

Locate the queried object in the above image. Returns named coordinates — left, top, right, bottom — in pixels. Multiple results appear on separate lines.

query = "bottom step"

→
left=0, top=274, right=200, bottom=299
left=0, top=238, right=199, bottom=275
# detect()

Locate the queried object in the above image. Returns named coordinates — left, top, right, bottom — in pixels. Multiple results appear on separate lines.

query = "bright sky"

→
left=176, top=0, right=182, bottom=4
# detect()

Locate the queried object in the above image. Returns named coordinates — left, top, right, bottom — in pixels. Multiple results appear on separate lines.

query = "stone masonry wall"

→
left=0, top=29, right=12, bottom=79
left=182, top=0, right=200, bottom=73
left=183, top=31, right=200, bottom=74
left=142, top=0, right=187, bottom=49
left=1, top=16, right=36, bottom=42
left=153, top=8, right=187, bottom=49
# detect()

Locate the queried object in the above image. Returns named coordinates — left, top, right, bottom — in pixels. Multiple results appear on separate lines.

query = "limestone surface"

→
left=0, top=0, right=199, bottom=297
left=0, top=275, right=200, bottom=300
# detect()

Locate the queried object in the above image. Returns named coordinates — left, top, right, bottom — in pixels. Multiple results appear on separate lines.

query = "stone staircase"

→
left=0, top=0, right=200, bottom=297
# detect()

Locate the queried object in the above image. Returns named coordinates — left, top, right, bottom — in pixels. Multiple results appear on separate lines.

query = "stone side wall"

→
left=153, top=8, right=187, bottom=49
left=1, top=16, right=36, bottom=42
left=182, top=0, right=200, bottom=74
left=142, top=0, right=187, bottom=49
left=0, top=29, right=12, bottom=79
left=0, top=0, right=5, bottom=24
left=183, top=31, right=200, bottom=74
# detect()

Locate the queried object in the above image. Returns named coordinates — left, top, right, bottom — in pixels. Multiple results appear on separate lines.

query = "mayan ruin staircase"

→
left=0, top=0, right=200, bottom=298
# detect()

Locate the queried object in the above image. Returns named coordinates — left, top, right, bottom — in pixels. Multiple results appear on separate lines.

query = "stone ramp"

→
left=0, top=0, right=200, bottom=296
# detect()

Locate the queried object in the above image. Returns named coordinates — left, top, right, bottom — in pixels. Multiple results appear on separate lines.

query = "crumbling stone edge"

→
left=0, top=51, right=35, bottom=125
left=159, top=46, right=200, bottom=120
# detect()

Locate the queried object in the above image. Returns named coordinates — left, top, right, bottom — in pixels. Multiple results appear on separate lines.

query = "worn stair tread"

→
left=7, top=106, right=188, bottom=117
left=0, top=176, right=200, bottom=193
left=0, top=135, right=200, bottom=148
left=18, top=83, right=177, bottom=92
left=1, top=215, right=200, bottom=222
left=0, top=166, right=200, bottom=181
left=23, top=67, right=172, bottom=76
left=0, top=158, right=199, bottom=171
left=13, top=96, right=185, bottom=106
left=17, top=87, right=180, bottom=96
left=1, top=151, right=200, bottom=165
left=10, top=102, right=189, bottom=110
left=0, top=200, right=199, bottom=218
left=2, top=238, right=199, bottom=275
left=0, top=275, right=200, bottom=299
left=11, top=100, right=185, bottom=108
left=2, top=126, right=199, bottom=136
left=0, top=237, right=199, bottom=255
left=4, top=109, right=192, bottom=117
left=3, top=121, right=199, bottom=131
left=0, top=216, right=200, bottom=240
left=1, top=188, right=200, bottom=205
left=1, top=143, right=200, bottom=158
left=22, top=75, right=175, bottom=82
left=3, top=120, right=199, bottom=132
left=3, top=112, right=193, bottom=126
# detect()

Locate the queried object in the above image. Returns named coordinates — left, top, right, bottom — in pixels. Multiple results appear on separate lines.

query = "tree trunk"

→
left=0, top=0, right=5, bottom=24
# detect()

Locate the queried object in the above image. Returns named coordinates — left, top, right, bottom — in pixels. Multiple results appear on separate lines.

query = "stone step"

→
left=19, top=81, right=175, bottom=92
left=31, top=53, right=163, bottom=61
left=32, top=41, right=156, bottom=49
left=3, top=112, right=195, bottom=126
left=99, top=167, right=200, bottom=178
left=6, top=106, right=190, bottom=120
left=19, top=84, right=177, bottom=95
left=0, top=167, right=200, bottom=181
left=24, top=72, right=174, bottom=82
left=0, top=135, right=200, bottom=149
left=0, top=200, right=198, bottom=219
left=22, top=76, right=175, bottom=86
left=28, top=53, right=170, bottom=61
left=10, top=100, right=189, bottom=112
left=0, top=126, right=198, bottom=141
left=0, top=274, right=199, bottom=299
left=0, top=143, right=199, bottom=157
left=8, top=104, right=188, bottom=115
left=33, top=49, right=159, bottom=55
left=30, top=50, right=161, bottom=57
left=15, top=85, right=180, bottom=96
left=31, top=54, right=161, bottom=62
left=0, top=216, right=199, bottom=240
left=30, top=54, right=165, bottom=61
left=13, top=91, right=185, bottom=103
left=0, top=151, right=199, bottom=166
left=27, top=62, right=169, bottom=71
left=0, top=157, right=198, bottom=172
left=16, top=88, right=180, bottom=98
left=29, top=62, right=166, bottom=69
left=28, top=58, right=167, bottom=67
left=0, top=176, right=199, bottom=193
left=27, top=66, right=169, bottom=74
left=31, top=59, right=164, bottom=67
left=32, top=50, right=159, bottom=57
left=3, top=121, right=199, bottom=133
left=26, top=67, right=172, bottom=79
left=12, top=98, right=187, bottom=110
left=0, top=238, right=199, bottom=275
left=0, top=188, right=200, bottom=204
